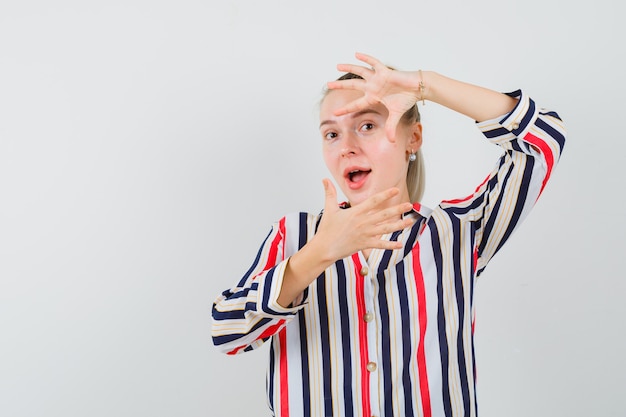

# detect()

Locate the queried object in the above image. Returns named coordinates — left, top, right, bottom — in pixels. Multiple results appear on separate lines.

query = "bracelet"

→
left=418, top=69, right=425, bottom=105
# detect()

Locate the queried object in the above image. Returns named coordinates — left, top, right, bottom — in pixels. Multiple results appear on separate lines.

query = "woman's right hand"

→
left=277, top=179, right=415, bottom=307
left=315, top=178, right=415, bottom=263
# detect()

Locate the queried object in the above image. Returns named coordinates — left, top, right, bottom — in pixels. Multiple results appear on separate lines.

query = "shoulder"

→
left=275, top=211, right=322, bottom=255
left=276, top=211, right=322, bottom=232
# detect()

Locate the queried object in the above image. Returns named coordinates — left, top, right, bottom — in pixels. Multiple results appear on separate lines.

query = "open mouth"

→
left=347, top=169, right=371, bottom=183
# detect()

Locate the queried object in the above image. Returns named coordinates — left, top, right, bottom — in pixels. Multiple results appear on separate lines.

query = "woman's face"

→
left=319, top=89, right=421, bottom=207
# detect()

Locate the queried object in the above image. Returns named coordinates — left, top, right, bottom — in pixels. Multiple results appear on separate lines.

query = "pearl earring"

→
left=409, top=152, right=417, bottom=162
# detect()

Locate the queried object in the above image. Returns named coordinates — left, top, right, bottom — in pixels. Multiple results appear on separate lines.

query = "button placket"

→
left=360, top=266, right=375, bottom=324
left=359, top=260, right=381, bottom=417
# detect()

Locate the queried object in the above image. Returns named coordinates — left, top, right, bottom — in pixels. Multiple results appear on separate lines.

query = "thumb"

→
left=322, top=178, right=338, bottom=213
left=385, top=114, right=401, bottom=142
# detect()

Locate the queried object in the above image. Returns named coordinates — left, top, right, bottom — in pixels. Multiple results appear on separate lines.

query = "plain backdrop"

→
left=1, top=0, right=624, bottom=416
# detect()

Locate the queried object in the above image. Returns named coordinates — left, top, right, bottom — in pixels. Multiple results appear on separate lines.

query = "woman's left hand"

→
left=327, top=52, right=423, bottom=141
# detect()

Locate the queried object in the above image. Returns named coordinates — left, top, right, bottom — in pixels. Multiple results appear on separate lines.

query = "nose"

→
left=341, top=147, right=355, bottom=157
left=340, top=133, right=359, bottom=157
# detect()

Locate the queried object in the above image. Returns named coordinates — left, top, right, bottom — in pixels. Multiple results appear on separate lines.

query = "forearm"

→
left=277, top=237, right=334, bottom=308
left=420, top=71, right=518, bottom=122
left=212, top=253, right=307, bottom=354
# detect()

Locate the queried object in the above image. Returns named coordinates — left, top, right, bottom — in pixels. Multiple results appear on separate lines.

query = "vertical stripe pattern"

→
left=212, top=91, right=566, bottom=416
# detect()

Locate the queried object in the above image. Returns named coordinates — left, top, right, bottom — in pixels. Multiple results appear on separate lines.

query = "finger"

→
left=327, top=78, right=365, bottom=91
left=360, top=187, right=401, bottom=212
left=336, top=63, right=373, bottom=79
left=370, top=202, right=415, bottom=223
left=384, top=113, right=402, bottom=142
left=354, top=52, right=383, bottom=70
left=371, top=216, right=416, bottom=235
left=367, top=206, right=414, bottom=229
left=332, top=96, right=373, bottom=117
left=322, top=178, right=338, bottom=213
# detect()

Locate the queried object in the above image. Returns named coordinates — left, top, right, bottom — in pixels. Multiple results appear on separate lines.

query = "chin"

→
left=344, top=193, right=367, bottom=207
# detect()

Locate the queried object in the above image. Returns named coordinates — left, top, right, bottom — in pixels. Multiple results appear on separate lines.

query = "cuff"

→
left=477, top=89, right=539, bottom=146
left=256, top=258, right=309, bottom=318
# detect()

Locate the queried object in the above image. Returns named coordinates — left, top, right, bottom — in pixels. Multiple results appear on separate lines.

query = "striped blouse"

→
left=212, top=90, right=566, bottom=417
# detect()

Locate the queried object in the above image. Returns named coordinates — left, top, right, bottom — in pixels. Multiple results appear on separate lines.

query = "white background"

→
left=1, top=0, right=624, bottom=416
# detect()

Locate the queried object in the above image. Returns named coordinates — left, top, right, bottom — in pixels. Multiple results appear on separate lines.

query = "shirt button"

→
left=363, top=312, right=374, bottom=323
left=511, top=122, right=519, bottom=130
left=360, top=266, right=369, bottom=276
left=366, top=362, right=377, bottom=372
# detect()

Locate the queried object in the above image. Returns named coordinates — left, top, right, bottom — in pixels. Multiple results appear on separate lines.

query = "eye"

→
left=360, top=122, right=375, bottom=132
left=323, top=131, right=338, bottom=140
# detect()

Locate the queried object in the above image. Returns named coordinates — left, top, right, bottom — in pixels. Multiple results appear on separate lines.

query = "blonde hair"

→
left=407, top=148, right=425, bottom=202
left=322, top=72, right=426, bottom=203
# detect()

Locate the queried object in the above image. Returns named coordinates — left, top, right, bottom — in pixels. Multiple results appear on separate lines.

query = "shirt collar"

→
left=338, top=201, right=432, bottom=220
left=408, top=202, right=432, bottom=219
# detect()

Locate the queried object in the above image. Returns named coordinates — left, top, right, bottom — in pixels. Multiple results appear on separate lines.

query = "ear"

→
left=406, top=122, right=423, bottom=152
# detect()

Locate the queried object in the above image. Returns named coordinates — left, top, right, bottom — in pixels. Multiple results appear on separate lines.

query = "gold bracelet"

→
left=418, top=69, right=425, bottom=105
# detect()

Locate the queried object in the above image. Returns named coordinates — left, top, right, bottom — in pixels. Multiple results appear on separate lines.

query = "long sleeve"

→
left=439, top=89, right=566, bottom=276
left=209, top=90, right=566, bottom=417
left=211, top=215, right=310, bottom=355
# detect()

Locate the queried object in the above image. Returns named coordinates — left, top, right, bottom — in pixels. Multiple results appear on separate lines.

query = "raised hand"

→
left=326, top=52, right=423, bottom=141
left=315, top=178, right=415, bottom=262
left=277, top=178, right=416, bottom=307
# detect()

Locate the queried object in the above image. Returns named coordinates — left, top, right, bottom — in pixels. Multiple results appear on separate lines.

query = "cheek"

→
left=371, top=142, right=404, bottom=161
left=321, top=148, right=337, bottom=171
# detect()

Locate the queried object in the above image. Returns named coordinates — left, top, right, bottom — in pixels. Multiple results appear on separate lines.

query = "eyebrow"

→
left=319, top=109, right=383, bottom=129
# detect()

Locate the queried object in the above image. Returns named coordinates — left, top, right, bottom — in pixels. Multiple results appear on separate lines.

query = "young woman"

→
left=212, top=53, right=566, bottom=417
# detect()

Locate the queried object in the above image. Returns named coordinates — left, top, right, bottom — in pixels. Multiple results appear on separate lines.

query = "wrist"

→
left=417, top=69, right=426, bottom=105
left=304, top=234, right=338, bottom=268
left=416, top=70, right=437, bottom=104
